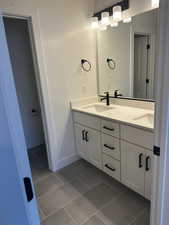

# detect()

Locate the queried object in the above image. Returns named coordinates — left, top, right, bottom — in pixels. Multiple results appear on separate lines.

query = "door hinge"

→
left=147, top=44, right=150, bottom=50
left=153, top=146, right=160, bottom=156
left=24, top=177, right=34, bottom=202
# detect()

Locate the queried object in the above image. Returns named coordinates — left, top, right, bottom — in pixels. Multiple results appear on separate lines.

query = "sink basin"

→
left=133, top=113, right=154, bottom=125
left=82, top=104, right=114, bottom=113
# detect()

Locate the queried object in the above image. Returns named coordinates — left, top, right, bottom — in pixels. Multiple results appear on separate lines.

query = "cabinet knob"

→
left=85, top=131, right=89, bottom=142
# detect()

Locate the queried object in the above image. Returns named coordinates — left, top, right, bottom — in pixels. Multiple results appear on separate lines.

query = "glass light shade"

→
left=123, top=17, right=132, bottom=23
left=101, top=12, right=110, bottom=25
left=91, top=17, right=99, bottom=29
left=152, top=0, right=160, bottom=8
left=113, top=6, right=122, bottom=22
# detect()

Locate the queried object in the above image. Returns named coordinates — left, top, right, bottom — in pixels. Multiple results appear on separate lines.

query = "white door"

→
left=74, top=124, right=87, bottom=160
left=86, top=127, right=101, bottom=168
left=145, top=151, right=153, bottom=200
left=121, top=141, right=145, bottom=196
left=0, top=13, right=40, bottom=225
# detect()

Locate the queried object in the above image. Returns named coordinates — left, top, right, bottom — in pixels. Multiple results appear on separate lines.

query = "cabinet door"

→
left=86, top=127, right=101, bottom=169
left=74, top=124, right=87, bottom=160
left=145, top=151, right=153, bottom=200
left=121, top=141, right=145, bottom=196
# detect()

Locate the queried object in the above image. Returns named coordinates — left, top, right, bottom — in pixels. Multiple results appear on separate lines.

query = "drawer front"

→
left=101, top=120, right=120, bottom=138
left=102, top=154, right=121, bottom=181
left=121, top=125, right=154, bottom=150
left=102, top=134, right=120, bottom=160
left=73, top=111, right=100, bottom=130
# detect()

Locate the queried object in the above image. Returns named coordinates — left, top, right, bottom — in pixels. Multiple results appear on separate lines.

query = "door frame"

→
left=2, top=12, right=55, bottom=171
left=150, top=0, right=169, bottom=224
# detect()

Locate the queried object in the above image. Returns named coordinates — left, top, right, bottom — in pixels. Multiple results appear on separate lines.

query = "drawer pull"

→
left=104, top=144, right=115, bottom=150
left=105, top=164, right=116, bottom=172
left=103, top=126, right=115, bottom=132
left=139, top=153, right=143, bottom=168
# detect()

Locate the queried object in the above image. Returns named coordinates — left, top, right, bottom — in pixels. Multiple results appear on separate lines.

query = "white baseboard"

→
left=51, top=154, right=80, bottom=172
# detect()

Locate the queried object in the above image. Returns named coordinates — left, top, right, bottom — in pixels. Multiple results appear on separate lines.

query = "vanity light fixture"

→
left=151, top=0, right=160, bottom=8
left=91, top=17, right=99, bottom=29
left=101, top=12, right=110, bottom=25
left=113, top=6, right=122, bottom=22
left=91, top=0, right=129, bottom=30
left=123, top=17, right=132, bottom=23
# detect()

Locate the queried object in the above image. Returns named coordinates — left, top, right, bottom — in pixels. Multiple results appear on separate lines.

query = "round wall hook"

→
left=81, top=59, right=91, bottom=72
left=107, top=58, right=116, bottom=70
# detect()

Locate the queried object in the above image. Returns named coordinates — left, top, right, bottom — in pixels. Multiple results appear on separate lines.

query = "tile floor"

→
left=28, top=146, right=150, bottom=225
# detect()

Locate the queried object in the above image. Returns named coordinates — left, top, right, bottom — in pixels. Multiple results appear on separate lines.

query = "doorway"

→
left=3, top=16, right=50, bottom=179
left=133, top=33, right=153, bottom=99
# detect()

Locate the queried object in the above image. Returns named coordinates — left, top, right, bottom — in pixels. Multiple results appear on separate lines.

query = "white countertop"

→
left=71, top=102, right=154, bottom=131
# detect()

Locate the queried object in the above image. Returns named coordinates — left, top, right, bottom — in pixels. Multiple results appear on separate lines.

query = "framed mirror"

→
left=97, top=9, right=158, bottom=101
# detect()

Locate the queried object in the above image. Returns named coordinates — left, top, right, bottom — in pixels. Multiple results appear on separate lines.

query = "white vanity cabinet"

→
left=73, top=112, right=102, bottom=169
left=121, top=125, right=153, bottom=200
left=73, top=111, right=154, bottom=200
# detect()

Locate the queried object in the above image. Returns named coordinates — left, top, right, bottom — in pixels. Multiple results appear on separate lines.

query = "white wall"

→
left=4, top=18, right=45, bottom=150
left=0, top=0, right=157, bottom=171
left=0, top=0, right=97, bottom=171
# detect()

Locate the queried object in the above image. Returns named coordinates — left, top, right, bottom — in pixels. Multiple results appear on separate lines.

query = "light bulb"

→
left=91, top=17, right=99, bottom=29
left=123, top=17, right=132, bottom=23
left=113, top=6, right=122, bottom=22
left=152, top=0, right=160, bottom=8
left=101, top=12, right=110, bottom=25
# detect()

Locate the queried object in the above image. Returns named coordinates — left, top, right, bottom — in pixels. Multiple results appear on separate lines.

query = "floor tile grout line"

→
left=38, top=181, right=106, bottom=219
left=64, top=208, right=79, bottom=225
left=37, top=176, right=98, bottom=202
left=67, top=190, right=125, bottom=225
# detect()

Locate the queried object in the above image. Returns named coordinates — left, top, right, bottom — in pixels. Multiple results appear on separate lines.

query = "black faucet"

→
left=100, top=92, right=110, bottom=106
left=114, top=90, right=123, bottom=98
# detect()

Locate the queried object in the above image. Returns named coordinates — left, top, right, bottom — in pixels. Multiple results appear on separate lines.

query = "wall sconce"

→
left=113, top=6, right=122, bottom=22
left=81, top=59, right=91, bottom=72
left=110, top=18, right=118, bottom=27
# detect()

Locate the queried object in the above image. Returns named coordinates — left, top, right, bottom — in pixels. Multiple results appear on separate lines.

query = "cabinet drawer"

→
left=73, top=111, right=100, bottom=130
left=102, top=134, right=120, bottom=160
left=102, top=154, right=121, bottom=181
left=121, top=125, right=154, bottom=150
left=101, top=120, right=120, bottom=138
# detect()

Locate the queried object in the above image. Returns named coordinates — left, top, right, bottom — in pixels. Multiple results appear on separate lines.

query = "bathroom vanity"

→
left=71, top=100, right=154, bottom=200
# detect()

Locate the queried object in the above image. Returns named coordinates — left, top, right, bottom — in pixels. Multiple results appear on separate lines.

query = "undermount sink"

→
left=82, top=104, right=114, bottom=113
left=133, top=113, right=154, bottom=125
